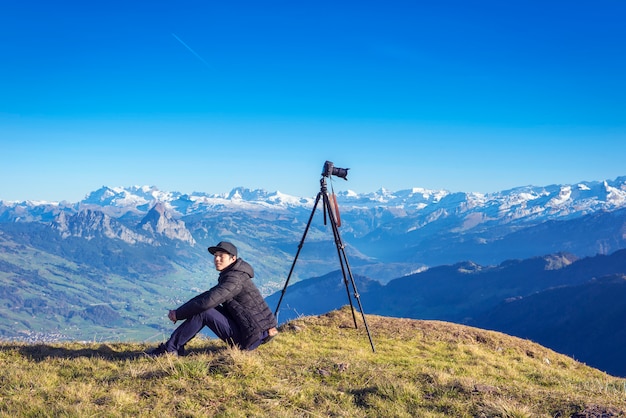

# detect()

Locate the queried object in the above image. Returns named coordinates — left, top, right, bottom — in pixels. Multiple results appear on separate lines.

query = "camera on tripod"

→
left=275, top=160, right=375, bottom=352
left=322, top=160, right=349, bottom=180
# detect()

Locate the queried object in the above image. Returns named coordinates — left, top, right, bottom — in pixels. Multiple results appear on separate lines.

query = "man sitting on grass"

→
left=149, top=241, right=278, bottom=356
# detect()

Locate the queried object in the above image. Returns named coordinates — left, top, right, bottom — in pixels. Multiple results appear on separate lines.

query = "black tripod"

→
left=274, top=161, right=375, bottom=352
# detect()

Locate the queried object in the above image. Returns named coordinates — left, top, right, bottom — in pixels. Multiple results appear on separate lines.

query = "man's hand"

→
left=168, top=310, right=177, bottom=323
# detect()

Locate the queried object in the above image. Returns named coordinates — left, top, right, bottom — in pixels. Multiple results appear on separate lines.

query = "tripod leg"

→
left=340, top=248, right=376, bottom=353
left=324, top=193, right=358, bottom=327
left=323, top=193, right=376, bottom=352
left=274, top=191, right=323, bottom=318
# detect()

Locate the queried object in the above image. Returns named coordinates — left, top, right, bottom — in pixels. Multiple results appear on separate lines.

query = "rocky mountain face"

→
left=52, top=209, right=156, bottom=244
left=137, top=202, right=196, bottom=244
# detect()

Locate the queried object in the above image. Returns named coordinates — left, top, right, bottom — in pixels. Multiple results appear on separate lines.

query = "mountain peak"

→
left=137, top=202, right=195, bottom=245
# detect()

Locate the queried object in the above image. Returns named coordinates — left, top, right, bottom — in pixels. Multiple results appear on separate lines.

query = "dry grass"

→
left=0, top=306, right=624, bottom=417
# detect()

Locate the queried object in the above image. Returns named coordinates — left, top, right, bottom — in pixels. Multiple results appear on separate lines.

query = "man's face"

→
left=213, top=251, right=236, bottom=271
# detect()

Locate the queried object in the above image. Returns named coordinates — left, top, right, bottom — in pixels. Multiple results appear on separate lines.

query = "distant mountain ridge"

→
left=2, top=176, right=626, bottom=253
left=4, top=176, right=626, bottom=221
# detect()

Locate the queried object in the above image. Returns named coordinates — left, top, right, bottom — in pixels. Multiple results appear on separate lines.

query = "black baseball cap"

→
left=208, top=241, right=238, bottom=257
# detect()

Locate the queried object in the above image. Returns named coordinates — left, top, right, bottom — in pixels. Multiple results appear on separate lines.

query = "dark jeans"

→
left=163, top=307, right=267, bottom=353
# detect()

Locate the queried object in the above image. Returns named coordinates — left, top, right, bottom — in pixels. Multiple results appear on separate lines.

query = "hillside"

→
left=0, top=307, right=623, bottom=417
left=471, top=274, right=626, bottom=378
left=268, top=250, right=626, bottom=378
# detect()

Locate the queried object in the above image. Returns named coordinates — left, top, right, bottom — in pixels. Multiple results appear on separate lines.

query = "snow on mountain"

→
left=604, top=180, right=626, bottom=205
left=165, top=189, right=314, bottom=216
left=81, top=186, right=181, bottom=214
left=3, top=176, right=626, bottom=230
left=330, top=187, right=449, bottom=216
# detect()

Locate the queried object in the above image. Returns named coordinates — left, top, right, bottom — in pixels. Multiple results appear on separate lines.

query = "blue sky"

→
left=1, top=1, right=625, bottom=202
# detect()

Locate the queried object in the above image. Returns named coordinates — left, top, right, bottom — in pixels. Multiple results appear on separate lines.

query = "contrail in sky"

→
left=172, top=33, right=211, bottom=69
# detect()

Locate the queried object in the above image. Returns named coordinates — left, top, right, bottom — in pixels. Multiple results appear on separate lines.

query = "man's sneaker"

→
left=146, top=344, right=177, bottom=357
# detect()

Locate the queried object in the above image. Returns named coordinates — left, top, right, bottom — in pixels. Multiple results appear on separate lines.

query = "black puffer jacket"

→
left=174, top=258, right=277, bottom=349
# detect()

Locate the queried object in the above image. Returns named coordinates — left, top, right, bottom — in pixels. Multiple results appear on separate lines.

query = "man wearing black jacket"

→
left=149, top=241, right=278, bottom=356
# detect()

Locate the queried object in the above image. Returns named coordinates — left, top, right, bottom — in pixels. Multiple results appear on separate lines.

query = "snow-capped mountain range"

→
left=4, top=175, right=626, bottom=224
left=2, top=175, right=626, bottom=277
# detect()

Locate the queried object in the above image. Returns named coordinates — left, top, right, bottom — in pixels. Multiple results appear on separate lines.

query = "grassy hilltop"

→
left=0, top=307, right=624, bottom=417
